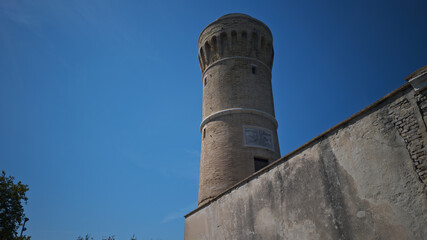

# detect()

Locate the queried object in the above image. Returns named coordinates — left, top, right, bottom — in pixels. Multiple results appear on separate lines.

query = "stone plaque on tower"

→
left=243, top=126, right=274, bottom=151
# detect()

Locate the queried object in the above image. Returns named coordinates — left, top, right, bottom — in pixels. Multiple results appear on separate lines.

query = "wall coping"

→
left=405, top=65, right=427, bottom=92
left=185, top=82, right=411, bottom=218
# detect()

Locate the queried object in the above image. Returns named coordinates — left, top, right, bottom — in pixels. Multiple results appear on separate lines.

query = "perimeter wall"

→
left=185, top=83, right=427, bottom=239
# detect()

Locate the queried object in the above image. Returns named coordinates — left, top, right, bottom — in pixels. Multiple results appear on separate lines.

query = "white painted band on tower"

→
left=200, top=108, right=278, bottom=132
left=202, top=56, right=272, bottom=77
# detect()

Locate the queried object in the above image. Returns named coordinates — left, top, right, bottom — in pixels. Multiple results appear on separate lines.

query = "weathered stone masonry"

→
left=386, top=95, right=427, bottom=193
left=404, top=66, right=427, bottom=193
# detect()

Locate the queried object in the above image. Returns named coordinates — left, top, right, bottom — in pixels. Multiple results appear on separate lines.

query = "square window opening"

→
left=254, top=157, right=269, bottom=172
left=252, top=66, right=256, bottom=74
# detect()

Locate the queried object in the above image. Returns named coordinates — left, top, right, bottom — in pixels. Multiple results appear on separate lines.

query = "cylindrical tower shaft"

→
left=198, top=14, right=280, bottom=205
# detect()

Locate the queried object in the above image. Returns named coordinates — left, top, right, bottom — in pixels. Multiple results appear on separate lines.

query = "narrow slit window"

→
left=203, top=128, right=206, bottom=139
left=252, top=66, right=256, bottom=74
left=254, top=157, right=268, bottom=172
left=204, top=77, right=207, bottom=86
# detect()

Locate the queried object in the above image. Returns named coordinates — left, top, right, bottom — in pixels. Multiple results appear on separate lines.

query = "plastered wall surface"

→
left=185, top=85, right=427, bottom=239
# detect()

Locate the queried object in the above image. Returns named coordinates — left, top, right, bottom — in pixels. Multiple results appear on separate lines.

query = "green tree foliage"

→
left=77, top=234, right=94, bottom=240
left=0, top=171, right=30, bottom=240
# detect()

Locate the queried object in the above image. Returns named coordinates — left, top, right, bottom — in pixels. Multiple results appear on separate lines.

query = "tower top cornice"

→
left=198, top=13, right=272, bottom=45
left=198, top=13, right=274, bottom=73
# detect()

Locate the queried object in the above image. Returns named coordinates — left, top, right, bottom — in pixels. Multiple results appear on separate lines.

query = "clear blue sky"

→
left=1, top=0, right=426, bottom=239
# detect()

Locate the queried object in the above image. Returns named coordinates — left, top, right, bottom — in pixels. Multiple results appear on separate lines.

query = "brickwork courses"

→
left=198, top=14, right=280, bottom=205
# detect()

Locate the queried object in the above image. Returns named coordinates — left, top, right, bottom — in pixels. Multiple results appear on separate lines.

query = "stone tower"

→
left=198, top=13, right=280, bottom=205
